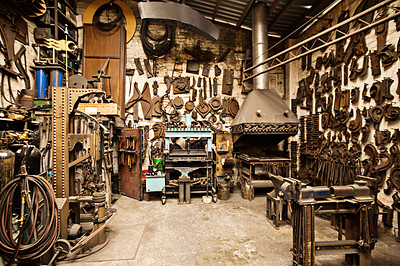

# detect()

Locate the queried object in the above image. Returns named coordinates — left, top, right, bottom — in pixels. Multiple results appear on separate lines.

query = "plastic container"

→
left=142, top=169, right=149, bottom=187
left=153, top=158, right=164, bottom=171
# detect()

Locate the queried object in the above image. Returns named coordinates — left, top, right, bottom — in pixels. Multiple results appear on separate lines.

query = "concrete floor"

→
left=60, top=190, right=400, bottom=266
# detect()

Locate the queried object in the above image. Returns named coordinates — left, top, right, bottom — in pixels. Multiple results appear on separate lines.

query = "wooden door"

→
left=83, top=24, right=126, bottom=118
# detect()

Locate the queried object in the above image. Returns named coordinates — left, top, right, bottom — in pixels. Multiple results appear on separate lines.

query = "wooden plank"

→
left=77, top=103, right=121, bottom=116
left=120, top=129, right=143, bottom=200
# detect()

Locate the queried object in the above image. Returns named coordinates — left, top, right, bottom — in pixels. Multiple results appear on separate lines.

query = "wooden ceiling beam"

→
left=268, top=0, right=282, bottom=17
left=270, top=0, right=298, bottom=28
left=236, top=0, right=256, bottom=28
left=282, top=0, right=329, bottom=36
left=212, top=0, right=221, bottom=21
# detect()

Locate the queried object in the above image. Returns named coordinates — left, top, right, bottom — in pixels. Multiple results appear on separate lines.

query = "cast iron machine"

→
left=164, top=114, right=216, bottom=203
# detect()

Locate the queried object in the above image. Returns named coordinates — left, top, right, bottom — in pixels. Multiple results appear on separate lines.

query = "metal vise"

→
left=280, top=177, right=330, bottom=204
left=279, top=178, right=371, bottom=204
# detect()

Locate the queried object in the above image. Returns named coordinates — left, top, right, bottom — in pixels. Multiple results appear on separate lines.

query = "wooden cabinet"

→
left=119, top=129, right=143, bottom=200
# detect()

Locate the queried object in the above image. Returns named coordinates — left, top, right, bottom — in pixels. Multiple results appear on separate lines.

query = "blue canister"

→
left=35, top=69, right=47, bottom=98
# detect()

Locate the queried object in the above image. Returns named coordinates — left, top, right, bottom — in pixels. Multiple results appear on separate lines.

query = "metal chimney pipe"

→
left=252, top=2, right=269, bottom=90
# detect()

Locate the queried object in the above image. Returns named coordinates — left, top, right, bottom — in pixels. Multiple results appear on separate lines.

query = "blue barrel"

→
left=35, top=69, right=47, bottom=98
left=50, top=69, right=63, bottom=87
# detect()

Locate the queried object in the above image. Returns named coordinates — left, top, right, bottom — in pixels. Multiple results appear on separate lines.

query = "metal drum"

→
left=217, top=181, right=230, bottom=200
left=15, top=145, right=41, bottom=175
left=0, top=149, right=15, bottom=190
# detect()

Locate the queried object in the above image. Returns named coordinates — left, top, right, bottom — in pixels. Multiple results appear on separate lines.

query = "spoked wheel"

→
left=161, top=94, right=178, bottom=115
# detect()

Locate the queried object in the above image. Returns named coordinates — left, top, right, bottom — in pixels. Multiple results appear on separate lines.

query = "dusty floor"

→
left=60, top=190, right=400, bottom=266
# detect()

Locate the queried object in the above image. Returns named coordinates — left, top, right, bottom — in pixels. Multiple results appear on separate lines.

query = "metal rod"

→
left=244, top=12, right=400, bottom=81
left=65, top=24, right=68, bottom=87
left=245, top=0, right=396, bottom=74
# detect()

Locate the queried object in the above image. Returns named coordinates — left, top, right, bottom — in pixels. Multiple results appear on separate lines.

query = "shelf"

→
left=49, top=20, right=77, bottom=43
left=47, top=7, right=77, bottom=29
left=58, top=0, right=77, bottom=15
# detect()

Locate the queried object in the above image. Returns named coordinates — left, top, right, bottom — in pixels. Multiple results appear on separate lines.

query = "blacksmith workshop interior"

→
left=2, top=0, right=400, bottom=265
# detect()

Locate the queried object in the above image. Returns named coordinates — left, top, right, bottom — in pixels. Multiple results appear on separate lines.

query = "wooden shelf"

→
left=47, top=7, right=77, bottom=29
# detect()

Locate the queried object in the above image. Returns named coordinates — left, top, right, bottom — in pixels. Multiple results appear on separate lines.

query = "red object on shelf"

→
left=142, top=170, right=148, bottom=187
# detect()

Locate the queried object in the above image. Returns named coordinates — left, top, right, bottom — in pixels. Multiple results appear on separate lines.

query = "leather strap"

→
left=134, top=58, right=144, bottom=75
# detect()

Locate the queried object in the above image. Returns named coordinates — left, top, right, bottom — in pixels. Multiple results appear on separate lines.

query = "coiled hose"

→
left=0, top=175, right=58, bottom=264
left=140, top=20, right=175, bottom=58
left=93, top=3, right=124, bottom=31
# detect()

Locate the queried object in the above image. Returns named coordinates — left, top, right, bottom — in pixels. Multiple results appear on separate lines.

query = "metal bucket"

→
left=218, top=181, right=230, bottom=200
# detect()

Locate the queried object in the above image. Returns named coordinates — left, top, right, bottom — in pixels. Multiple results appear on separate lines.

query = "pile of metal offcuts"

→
left=266, top=174, right=376, bottom=266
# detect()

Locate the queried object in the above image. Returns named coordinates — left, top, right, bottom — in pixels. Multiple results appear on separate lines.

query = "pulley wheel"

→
left=55, top=239, right=71, bottom=260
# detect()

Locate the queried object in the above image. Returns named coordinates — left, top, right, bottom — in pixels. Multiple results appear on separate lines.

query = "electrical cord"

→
left=140, top=20, right=175, bottom=58
left=0, top=174, right=58, bottom=264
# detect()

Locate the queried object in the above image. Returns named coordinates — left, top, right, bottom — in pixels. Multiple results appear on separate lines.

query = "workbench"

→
left=237, top=153, right=290, bottom=200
